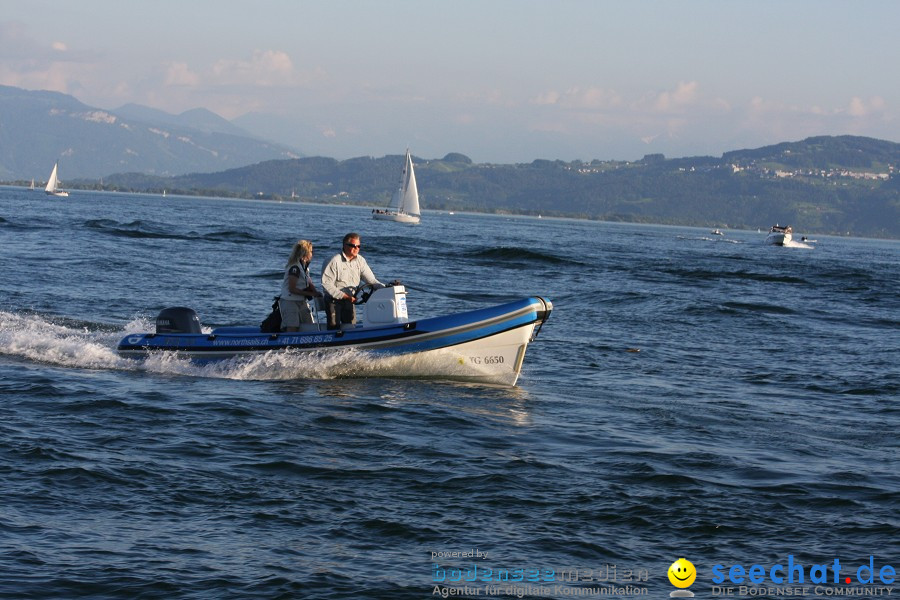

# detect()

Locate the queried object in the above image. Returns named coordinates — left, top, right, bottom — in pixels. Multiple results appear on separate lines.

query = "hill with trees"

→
left=94, top=136, right=900, bottom=238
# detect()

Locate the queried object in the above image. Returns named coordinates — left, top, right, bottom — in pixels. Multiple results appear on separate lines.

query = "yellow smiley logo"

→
left=668, top=558, right=697, bottom=588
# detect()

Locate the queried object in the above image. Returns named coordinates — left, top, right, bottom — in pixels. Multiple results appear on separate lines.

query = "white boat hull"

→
left=765, top=231, right=791, bottom=245
left=357, top=319, right=540, bottom=386
left=373, top=211, right=420, bottom=224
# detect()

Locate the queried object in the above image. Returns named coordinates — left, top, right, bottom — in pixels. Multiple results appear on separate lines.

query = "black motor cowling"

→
left=156, top=307, right=202, bottom=334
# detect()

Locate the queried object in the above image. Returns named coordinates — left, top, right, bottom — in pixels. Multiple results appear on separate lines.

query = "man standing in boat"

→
left=321, top=232, right=385, bottom=329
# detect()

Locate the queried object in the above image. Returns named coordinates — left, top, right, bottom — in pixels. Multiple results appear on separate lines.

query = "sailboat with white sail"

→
left=45, top=161, right=69, bottom=197
left=373, top=149, right=420, bottom=224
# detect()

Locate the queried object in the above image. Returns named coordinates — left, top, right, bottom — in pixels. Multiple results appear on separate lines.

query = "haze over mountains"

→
left=0, top=85, right=299, bottom=180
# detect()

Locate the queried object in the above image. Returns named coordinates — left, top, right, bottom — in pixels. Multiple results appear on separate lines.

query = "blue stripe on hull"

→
left=117, top=297, right=551, bottom=359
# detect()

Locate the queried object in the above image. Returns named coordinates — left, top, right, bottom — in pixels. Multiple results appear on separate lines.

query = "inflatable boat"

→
left=117, top=286, right=552, bottom=386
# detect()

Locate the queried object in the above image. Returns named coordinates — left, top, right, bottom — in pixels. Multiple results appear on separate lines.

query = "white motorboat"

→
left=117, top=285, right=552, bottom=386
left=765, top=224, right=792, bottom=245
left=711, top=229, right=724, bottom=236
left=373, top=149, right=420, bottom=224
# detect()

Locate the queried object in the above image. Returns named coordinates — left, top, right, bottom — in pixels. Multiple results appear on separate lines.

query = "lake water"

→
left=1, top=187, right=897, bottom=599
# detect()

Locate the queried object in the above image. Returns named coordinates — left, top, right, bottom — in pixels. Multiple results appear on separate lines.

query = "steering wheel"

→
left=354, top=283, right=377, bottom=304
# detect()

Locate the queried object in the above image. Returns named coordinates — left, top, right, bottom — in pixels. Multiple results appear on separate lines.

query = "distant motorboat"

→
left=711, top=229, right=724, bottom=236
left=765, top=224, right=792, bottom=246
left=44, top=161, right=69, bottom=197
left=373, top=148, right=420, bottom=224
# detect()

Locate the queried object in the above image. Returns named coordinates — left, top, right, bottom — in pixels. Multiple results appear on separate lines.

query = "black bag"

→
left=260, top=296, right=282, bottom=333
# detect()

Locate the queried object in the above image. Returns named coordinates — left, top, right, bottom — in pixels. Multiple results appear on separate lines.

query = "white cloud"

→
left=532, top=86, right=623, bottom=110
left=748, top=96, right=801, bottom=115
left=653, top=81, right=699, bottom=113
left=0, top=60, right=80, bottom=95
left=452, top=88, right=508, bottom=106
left=0, top=21, right=109, bottom=102
left=533, top=90, right=560, bottom=106
left=847, top=96, right=885, bottom=117
left=749, top=95, right=887, bottom=120
left=164, top=62, right=199, bottom=86
left=210, top=49, right=295, bottom=86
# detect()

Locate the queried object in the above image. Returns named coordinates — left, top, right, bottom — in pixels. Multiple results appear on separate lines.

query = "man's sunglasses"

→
left=344, top=243, right=361, bottom=249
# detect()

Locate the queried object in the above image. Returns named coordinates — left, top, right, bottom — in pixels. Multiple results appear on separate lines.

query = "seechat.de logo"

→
left=711, top=555, right=896, bottom=586
left=669, top=558, right=697, bottom=597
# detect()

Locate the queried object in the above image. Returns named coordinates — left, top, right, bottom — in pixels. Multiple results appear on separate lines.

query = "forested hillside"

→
left=92, top=136, right=900, bottom=238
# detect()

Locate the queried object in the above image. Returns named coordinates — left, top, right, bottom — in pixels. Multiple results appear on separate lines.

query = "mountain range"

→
left=0, top=85, right=299, bottom=180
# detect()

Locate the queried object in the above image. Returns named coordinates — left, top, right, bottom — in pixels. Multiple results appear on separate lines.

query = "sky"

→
left=2, top=0, right=899, bottom=163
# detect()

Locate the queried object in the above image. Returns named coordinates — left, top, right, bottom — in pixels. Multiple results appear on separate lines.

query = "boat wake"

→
left=677, top=235, right=742, bottom=244
left=0, top=310, right=135, bottom=370
left=136, top=346, right=372, bottom=381
left=782, top=240, right=814, bottom=249
left=0, top=310, right=507, bottom=383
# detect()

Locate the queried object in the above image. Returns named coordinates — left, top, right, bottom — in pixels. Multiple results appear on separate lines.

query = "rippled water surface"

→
left=1, top=188, right=898, bottom=599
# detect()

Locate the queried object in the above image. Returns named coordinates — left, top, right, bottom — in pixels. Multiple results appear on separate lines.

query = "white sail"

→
left=45, top=163, right=59, bottom=193
left=374, top=149, right=420, bottom=223
left=44, top=161, right=69, bottom=197
left=400, top=150, right=420, bottom=216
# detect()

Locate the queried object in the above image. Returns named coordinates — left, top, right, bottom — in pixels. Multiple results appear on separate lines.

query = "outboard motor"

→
left=156, top=307, right=202, bottom=334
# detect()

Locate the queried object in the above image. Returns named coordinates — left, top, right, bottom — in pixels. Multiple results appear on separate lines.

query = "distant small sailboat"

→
left=44, top=161, right=69, bottom=197
left=29, top=178, right=35, bottom=191
left=373, top=148, right=420, bottom=224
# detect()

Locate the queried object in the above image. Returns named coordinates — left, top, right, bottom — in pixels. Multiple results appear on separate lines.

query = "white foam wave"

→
left=0, top=310, right=136, bottom=370
left=0, top=310, right=474, bottom=383
left=677, top=235, right=742, bottom=244
left=137, top=347, right=370, bottom=381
